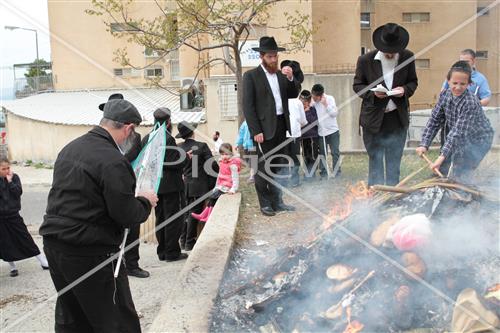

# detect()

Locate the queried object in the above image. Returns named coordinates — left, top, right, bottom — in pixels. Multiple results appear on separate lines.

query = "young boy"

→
left=416, top=61, right=494, bottom=179
left=0, top=157, right=49, bottom=276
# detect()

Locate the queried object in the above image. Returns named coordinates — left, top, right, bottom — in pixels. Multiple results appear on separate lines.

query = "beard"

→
left=262, top=58, right=278, bottom=74
left=119, top=130, right=138, bottom=154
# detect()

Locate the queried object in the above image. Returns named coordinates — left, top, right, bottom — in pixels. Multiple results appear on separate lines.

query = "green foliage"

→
left=24, top=59, right=50, bottom=78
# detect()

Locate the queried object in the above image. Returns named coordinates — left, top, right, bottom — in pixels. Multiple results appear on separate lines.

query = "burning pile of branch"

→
left=213, top=178, right=500, bottom=332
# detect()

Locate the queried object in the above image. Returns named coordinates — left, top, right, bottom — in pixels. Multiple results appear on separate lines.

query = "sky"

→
left=0, top=0, right=51, bottom=101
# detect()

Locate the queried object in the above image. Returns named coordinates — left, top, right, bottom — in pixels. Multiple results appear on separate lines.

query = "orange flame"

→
left=322, top=182, right=372, bottom=230
left=343, top=320, right=364, bottom=333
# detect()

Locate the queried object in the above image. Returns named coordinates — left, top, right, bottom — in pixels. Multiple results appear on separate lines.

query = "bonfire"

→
left=213, top=161, right=499, bottom=332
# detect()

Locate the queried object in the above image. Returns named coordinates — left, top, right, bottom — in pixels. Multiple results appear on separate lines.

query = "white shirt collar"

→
left=374, top=51, right=399, bottom=62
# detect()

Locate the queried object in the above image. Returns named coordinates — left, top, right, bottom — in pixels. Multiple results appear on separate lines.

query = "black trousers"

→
left=179, top=196, right=204, bottom=249
left=286, top=138, right=301, bottom=185
left=363, top=125, right=407, bottom=186
left=301, top=137, right=320, bottom=178
left=44, top=245, right=140, bottom=333
left=155, top=192, right=184, bottom=260
left=254, top=115, right=287, bottom=209
left=124, top=224, right=140, bottom=271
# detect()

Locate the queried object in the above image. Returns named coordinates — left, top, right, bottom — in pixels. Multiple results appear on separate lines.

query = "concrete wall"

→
left=5, top=111, right=213, bottom=162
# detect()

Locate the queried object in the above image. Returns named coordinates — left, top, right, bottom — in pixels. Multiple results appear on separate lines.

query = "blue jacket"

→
left=235, top=121, right=255, bottom=150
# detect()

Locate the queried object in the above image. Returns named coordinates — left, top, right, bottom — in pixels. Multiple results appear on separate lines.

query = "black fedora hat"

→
left=175, top=121, right=197, bottom=139
left=99, top=93, right=124, bottom=111
left=280, top=60, right=304, bottom=83
left=252, top=36, right=285, bottom=52
left=372, top=23, right=409, bottom=53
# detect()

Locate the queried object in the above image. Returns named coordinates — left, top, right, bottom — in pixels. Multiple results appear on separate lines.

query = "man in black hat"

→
left=39, top=99, right=158, bottom=332
left=176, top=121, right=215, bottom=250
left=353, top=23, right=418, bottom=186
left=147, top=108, right=188, bottom=262
left=243, top=36, right=301, bottom=216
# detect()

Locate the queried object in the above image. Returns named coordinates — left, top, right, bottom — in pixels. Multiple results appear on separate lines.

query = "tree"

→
left=24, top=59, right=51, bottom=90
left=87, top=0, right=316, bottom=124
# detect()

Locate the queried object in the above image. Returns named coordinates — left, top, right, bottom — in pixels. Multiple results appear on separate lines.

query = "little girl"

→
left=0, top=157, right=49, bottom=276
left=192, top=143, right=241, bottom=222
left=417, top=61, right=494, bottom=179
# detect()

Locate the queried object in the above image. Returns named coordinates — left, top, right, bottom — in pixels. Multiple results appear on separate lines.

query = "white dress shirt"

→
left=374, top=51, right=399, bottom=113
left=312, top=94, right=339, bottom=137
left=286, top=99, right=308, bottom=138
left=261, top=64, right=283, bottom=115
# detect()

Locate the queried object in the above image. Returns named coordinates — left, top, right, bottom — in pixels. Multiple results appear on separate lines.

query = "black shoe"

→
left=41, top=265, right=49, bottom=270
left=260, top=206, right=276, bottom=216
left=274, top=203, right=296, bottom=212
left=10, top=269, right=18, bottom=277
left=127, top=268, right=150, bottom=278
left=165, top=253, right=189, bottom=262
left=184, top=244, right=194, bottom=251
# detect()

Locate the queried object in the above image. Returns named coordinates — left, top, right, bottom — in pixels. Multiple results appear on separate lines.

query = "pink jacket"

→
left=216, top=157, right=241, bottom=190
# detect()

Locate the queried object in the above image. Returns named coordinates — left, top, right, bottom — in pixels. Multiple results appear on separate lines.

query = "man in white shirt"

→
left=311, top=84, right=340, bottom=179
left=212, top=131, right=224, bottom=153
left=286, top=97, right=308, bottom=186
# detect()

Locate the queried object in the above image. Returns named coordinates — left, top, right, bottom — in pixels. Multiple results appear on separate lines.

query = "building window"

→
left=361, top=13, right=371, bottom=28
left=477, top=7, right=489, bottom=16
left=113, top=68, right=141, bottom=77
left=110, top=22, right=140, bottom=32
left=415, top=59, right=430, bottom=69
left=145, top=67, right=163, bottom=78
left=403, top=12, right=430, bottom=23
left=475, top=51, right=488, bottom=59
left=144, top=47, right=160, bottom=58
left=218, top=80, right=238, bottom=120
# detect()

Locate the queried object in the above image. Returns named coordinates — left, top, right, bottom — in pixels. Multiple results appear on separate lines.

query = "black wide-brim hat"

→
left=175, top=120, right=197, bottom=139
left=280, top=60, right=304, bottom=84
left=372, top=23, right=409, bottom=53
left=252, top=36, right=285, bottom=52
left=99, top=93, right=124, bottom=111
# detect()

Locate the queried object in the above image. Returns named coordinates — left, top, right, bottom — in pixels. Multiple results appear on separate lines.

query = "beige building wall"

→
left=476, top=1, right=499, bottom=106
left=48, top=0, right=176, bottom=91
left=361, top=1, right=479, bottom=109
left=312, top=0, right=361, bottom=74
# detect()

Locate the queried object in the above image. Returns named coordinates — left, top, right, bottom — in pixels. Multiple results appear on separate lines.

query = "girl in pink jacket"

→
left=192, top=143, right=241, bottom=222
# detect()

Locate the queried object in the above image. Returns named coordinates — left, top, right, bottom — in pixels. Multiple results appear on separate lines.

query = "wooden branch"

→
left=370, top=185, right=413, bottom=194
left=420, top=153, right=444, bottom=178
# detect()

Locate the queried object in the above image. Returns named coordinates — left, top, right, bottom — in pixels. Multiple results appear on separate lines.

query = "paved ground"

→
left=1, top=166, right=186, bottom=332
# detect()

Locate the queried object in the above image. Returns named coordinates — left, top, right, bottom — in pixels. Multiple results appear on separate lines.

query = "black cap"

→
left=175, top=121, right=197, bottom=139
left=103, top=99, right=142, bottom=124
left=153, top=107, right=171, bottom=124
left=99, top=93, right=124, bottom=111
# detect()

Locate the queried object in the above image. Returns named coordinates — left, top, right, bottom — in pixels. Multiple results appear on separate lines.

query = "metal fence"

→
left=14, top=75, right=54, bottom=98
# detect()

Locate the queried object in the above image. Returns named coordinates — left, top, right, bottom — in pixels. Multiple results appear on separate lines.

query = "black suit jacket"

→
left=178, top=138, right=216, bottom=197
left=243, top=65, right=301, bottom=140
left=353, top=49, right=418, bottom=133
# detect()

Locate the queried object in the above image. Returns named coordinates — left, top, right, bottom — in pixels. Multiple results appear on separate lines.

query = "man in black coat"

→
left=39, top=99, right=158, bottom=332
left=353, top=23, right=418, bottom=186
left=149, top=108, right=188, bottom=262
left=243, top=36, right=301, bottom=216
left=176, top=121, right=216, bottom=250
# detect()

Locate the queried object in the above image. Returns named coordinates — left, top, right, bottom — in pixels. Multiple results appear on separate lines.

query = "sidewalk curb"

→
left=149, top=193, right=241, bottom=332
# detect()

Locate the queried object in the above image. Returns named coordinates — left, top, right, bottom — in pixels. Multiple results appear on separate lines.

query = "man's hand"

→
left=186, top=150, right=193, bottom=159
left=374, top=91, right=387, bottom=99
left=320, top=95, right=328, bottom=107
left=6, top=170, right=13, bottom=183
left=430, top=155, right=446, bottom=173
left=392, top=86, right=405, bottom=98
left=415, top=146, right=427, bottom=156
left=281, top=66, right=293, bottom=80
left=137, top=191, right=158, bottom=208
left=254, top=133, right=264, bottom=144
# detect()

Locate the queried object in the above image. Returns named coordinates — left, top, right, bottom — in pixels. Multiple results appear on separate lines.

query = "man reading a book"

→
left=353, top=23, right=418, bottom=186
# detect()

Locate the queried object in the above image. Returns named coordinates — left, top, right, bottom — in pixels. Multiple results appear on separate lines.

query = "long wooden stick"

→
left=371, top=185, right=413, bottom=194
left=420, top=153, right=444, bottom=178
